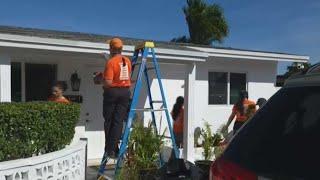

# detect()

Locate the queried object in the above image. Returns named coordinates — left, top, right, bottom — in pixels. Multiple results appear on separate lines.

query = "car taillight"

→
left=210, top=158, right=257, bottom=180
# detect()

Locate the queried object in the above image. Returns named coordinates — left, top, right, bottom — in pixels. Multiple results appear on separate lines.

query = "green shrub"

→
left=118, top=122, right=164, bottom=180
left=0, top=102, right=80, bottom=162
left=200, top=122, right=223, bottom=161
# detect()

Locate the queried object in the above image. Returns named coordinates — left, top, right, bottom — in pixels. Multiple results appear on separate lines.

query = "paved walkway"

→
left=87, top=166, right=115, bottom=180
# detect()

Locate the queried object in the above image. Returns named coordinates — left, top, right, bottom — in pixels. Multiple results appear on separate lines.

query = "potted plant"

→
left=118, top=122, right=165, bottom=180
left=213, top=124, right=229, bottom=159
left=195, top=122, right=223, bottom=179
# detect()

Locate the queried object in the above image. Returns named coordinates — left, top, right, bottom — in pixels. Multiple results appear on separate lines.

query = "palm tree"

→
left=172, top=0, right=229, bottom=45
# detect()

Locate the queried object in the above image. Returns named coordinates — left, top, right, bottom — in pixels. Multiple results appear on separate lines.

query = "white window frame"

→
left=208, top=71, right=248, bottom=106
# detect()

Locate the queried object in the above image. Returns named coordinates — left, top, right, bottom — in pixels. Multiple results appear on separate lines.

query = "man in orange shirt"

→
left=223, top=91, right=256, bottom=135
left=102, top=38, right=131, bottom=158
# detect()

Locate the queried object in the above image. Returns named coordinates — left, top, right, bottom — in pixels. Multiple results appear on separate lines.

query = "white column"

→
left=183, top=62, right=196, bottom=162
left=0, top=54, right=11, bottom=102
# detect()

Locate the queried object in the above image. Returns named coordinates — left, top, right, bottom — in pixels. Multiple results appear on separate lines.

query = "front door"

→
left=82, top=66, right=105, bottom=160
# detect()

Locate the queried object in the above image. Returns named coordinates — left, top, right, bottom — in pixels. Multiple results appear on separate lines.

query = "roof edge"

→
left=186, top=46, right=309, bottom=62
left=0, top=33, right=208, bottom=60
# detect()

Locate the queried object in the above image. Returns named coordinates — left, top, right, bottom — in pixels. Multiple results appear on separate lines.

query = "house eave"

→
left=0, top=33, right=207, bottom=62
left=186, top=46, right=309, bottom=63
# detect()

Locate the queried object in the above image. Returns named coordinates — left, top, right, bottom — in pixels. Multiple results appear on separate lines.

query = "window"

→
left=230, top=73, right=247, bottom=104
left=209, top=72, right=228, bottom=104
left=25, top=63, right=57, bottom=101
left=208, top=72, right=247, bottom=105
left=11, top=62, right=22, bottom=102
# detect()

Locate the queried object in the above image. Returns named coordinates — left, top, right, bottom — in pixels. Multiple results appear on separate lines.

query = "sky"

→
left=0, top=0, right=319, bottom=74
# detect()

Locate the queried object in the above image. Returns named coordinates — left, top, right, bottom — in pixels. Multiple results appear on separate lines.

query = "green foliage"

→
left=118, top=122, right=164, bottom=180
left=131, top=122, right=164, bottom=169
left=172, top=0, right=229, bottom=45
left=284, top=62, right=311, bottom=78
left=201, top=122, right=214, bottom=160
left=0, top=102, right=80, bottom=162
left=201, top=122, right=223, bottom=160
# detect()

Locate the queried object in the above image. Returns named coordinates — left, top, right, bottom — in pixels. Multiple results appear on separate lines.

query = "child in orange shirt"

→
left=48, top=83, right=70, bottom=104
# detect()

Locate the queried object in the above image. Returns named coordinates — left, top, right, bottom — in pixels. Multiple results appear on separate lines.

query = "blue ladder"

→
left=97, top=42, right=180, bottom=179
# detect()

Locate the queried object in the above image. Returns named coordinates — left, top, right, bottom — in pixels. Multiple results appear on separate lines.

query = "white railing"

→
left=0, top=139, right=87, bottom=180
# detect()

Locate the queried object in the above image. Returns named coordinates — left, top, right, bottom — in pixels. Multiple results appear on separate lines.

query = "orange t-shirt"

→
left=232, top=99, right=256, bottom=122
left=173, top=108, right=184, bottom=134
left=48, top=96, right=70, bottom=104
left=104, top=55, right=132, bottom=87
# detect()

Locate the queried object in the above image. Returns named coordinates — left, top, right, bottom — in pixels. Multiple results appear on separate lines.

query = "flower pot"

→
left=139, top=168, right=158, bottom=180
left=195, top=160, right=213, bottom=180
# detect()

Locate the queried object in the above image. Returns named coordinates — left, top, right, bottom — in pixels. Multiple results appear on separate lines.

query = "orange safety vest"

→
left=104, top=55, right=132, bottom=88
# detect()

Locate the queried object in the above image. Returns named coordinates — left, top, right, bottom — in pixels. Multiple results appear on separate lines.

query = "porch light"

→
left=70, top=71, right=81, bottom=91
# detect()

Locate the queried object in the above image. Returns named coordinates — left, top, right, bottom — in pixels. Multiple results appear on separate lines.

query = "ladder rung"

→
left=152, top=100, right=163, bottom=103
left=132, top=62, right=141, bottom=66
left=146, top=67, right=155, bottom=71
left=132, top=108, right=166, bottom=112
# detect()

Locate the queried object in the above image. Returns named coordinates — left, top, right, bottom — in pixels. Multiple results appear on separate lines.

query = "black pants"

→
left=103, top=87, right=130, bottom=154
left=233, top=121, right=245, bottom=135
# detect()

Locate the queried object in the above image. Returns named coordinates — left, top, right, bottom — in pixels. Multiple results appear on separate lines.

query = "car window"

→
left=224, top=86, right=320, bottom=179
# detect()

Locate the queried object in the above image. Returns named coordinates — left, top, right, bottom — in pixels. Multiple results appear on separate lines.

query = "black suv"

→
left=210, top=65, right=320, bottom=180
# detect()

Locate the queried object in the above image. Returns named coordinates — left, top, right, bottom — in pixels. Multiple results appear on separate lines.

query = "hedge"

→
left=0, top=102, right=80, bottom=162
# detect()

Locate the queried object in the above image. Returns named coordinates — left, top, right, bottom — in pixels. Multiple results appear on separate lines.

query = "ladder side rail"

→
left=143, top=48, right=158, bottom=134
left=150, top=48, right=180, bottom=158
left=115, top=48, right=149, bottom=173
left=143, top=70, right=158, bottom=133
left=97, top=152, right=109, bottom=175
left=142, top=50, right=165, bottom=166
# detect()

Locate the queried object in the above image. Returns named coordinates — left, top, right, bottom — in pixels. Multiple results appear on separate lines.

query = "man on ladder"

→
left=102, top=38, right=132, bottom=159
left=97, top=40, right=179, bottom=179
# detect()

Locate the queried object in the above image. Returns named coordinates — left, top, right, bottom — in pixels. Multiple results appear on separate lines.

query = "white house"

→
left=0, top=26, right=309, bottom=164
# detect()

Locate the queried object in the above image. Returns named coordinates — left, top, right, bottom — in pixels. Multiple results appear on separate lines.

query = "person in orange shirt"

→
left=48, top=83, right=70, bottom=104
left=223, top=91, right=256, bottom=135
left=171, top=96, right=184, bottom=148
left=101, top=38, right=132, bottom=158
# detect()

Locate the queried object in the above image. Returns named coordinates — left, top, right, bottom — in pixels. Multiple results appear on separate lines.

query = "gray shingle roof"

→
left=0, top=25, right=193, bottom=51
left=0, top=25, right=305, bottom=56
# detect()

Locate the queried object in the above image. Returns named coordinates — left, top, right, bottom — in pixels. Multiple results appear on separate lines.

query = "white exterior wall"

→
left=5, top=48, right=280, bottom=162
left=140, top=63, right=186, bottom=134
left=0, top=53, right=11, bottom=102
left=194, top=57, right=278, bottom=133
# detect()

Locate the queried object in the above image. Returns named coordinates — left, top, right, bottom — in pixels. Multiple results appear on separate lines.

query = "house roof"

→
left=0, top=25, right=309, bottom=62
left=0, top=25, right=192, bottom=51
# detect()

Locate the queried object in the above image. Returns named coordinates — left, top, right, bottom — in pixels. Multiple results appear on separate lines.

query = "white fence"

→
left=0, top=140, right=87, bottom=180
